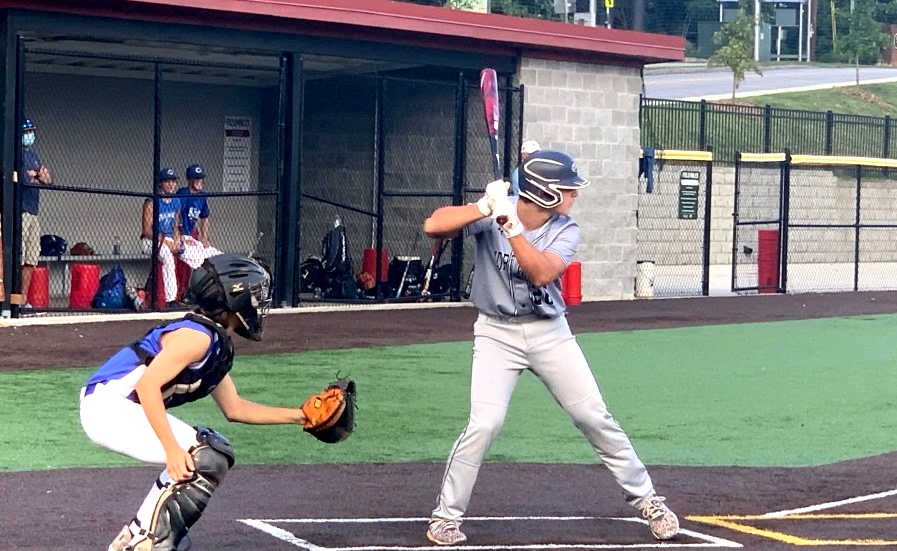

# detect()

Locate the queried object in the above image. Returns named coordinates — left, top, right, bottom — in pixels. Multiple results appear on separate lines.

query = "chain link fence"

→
left=733, top=153, right=897, bottom=294
left=298, top=71, right=523, bottom=305
left=636, top=150, right=713, bottom=298
left=15, top=46, right=281, bottom=316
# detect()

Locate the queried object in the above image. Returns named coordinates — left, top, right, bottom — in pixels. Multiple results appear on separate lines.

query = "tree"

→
left=707, top=0, right=762, bottom=99
left=841, top=0, right=890, bottom=82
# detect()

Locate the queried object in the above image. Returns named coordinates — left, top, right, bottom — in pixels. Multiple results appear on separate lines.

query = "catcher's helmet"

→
left=184, top=253, right=272, bottom=341
left=518, top=150, right=590, bottom=209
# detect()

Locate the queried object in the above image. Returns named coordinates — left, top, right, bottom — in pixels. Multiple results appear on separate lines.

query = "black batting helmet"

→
left=183, top=253, right=272, bottom=341
left=518, top=149, right=590, bottom=209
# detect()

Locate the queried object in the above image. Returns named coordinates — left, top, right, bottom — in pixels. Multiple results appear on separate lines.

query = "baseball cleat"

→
left=642, top=495, right=679, bottom=540
left=108, top=525, right=132, bottom=551
left=427, top=519, right=467, bottom=546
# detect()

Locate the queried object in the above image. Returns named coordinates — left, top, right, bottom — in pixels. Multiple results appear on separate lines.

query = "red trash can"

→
left=28, top=265, right=50, bottom=308
left=362, top=248, right=389, bottom=282
left=562, top=261, right=582, bottom=306
left=757, top=229, right=780, bottom=294
left=69, top=263, right=100, bottom=309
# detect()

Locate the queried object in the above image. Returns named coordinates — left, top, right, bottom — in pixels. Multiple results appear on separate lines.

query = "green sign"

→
left=605, top=0, right=614, bottom=7
left=678, top=170, right=700, bottom=220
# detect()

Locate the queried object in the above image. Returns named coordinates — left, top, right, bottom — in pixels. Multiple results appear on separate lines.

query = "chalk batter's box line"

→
left=238, top=515, right=742, bottom=550
left=687, top=487, right=897, bottom=546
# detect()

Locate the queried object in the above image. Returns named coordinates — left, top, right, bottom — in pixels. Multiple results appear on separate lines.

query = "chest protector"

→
left=129, top=313, right=235, bottom=408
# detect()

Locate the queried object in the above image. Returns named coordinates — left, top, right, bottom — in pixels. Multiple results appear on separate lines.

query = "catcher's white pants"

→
left=432, top=314, right=657, bottom=522
left=80, top=383, right=201, bottom=544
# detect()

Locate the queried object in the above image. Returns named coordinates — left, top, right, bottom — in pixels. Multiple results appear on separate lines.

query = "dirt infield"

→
left=3, top=291, right=897, bottom=550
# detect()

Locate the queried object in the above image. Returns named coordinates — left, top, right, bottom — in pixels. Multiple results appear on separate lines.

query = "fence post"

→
left=449, top=72, right=468, bottom=302
left=780, top=149, right=791, bottom=293
left=701, top=146, right=713, bottom=296
left=763, top=105, right=772, bottom=153
left=824, top=110, right=834, bottom=155
left=884, top=115, right=891, bottom=159
left=699, top=99, right=707, bottom=150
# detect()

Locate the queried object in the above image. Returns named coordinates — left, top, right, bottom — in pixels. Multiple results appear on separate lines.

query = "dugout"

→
left=0, top=0, right=682, bottom=317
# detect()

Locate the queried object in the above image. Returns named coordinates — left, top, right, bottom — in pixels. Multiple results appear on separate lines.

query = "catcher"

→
left=79, top=253, right=355, bottom=551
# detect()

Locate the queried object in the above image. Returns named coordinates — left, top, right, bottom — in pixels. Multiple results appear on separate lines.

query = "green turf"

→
left=5, top=314, right=897, bottom=472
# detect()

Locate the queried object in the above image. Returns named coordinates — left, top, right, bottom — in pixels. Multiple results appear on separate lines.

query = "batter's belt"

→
left=481, top=313, right=558, bottom=324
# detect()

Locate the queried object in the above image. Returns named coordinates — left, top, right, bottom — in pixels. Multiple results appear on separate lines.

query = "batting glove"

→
left=492, top=197, right=523, bottom=239
left=476, top=179, right=511, bottom=217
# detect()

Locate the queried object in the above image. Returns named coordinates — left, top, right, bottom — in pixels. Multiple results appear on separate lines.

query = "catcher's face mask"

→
left=235, top=272, right=271, bottom=341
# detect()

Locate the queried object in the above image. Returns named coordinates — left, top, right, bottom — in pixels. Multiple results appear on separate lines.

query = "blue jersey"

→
left=21, top=147, right=42, bottom=215
left=85, top=314, right=234, bottom=409
left=177, top=188, right=210, bottom=237
left=152, top=196, right=181, bottom=237
left=510, top=166, right=521, bottom=196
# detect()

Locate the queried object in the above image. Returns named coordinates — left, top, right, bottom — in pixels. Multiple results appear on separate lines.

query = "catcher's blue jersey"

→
left=86, top=315, right=233, bottom=408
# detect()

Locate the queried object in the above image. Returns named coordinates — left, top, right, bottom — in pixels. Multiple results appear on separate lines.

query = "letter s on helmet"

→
left=518, top=149, right=591, bottom=209
left=183, top=253, right=272, bottom=341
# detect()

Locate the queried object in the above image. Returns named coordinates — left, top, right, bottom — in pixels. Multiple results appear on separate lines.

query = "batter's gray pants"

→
left=432, top=314, right=657, bottom=522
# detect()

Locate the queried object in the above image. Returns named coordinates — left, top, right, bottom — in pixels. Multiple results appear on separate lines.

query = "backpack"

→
left=320, top=223, right=358, bottom=299
left=92, top=265, right=128, bottom=309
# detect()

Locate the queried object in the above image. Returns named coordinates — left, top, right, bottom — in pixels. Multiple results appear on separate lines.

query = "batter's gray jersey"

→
left=464, top=197, right=578, bottom=318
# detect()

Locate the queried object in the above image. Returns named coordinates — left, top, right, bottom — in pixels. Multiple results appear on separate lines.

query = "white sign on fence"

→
left=223, top=116, right=252, bottom=193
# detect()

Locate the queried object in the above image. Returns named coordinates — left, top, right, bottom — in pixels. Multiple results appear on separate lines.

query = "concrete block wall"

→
left=637, top=161, right=897, bottom=283
left=518, top=59, right=642, bottom=300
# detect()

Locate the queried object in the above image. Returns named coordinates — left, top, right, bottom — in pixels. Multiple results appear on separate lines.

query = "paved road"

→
left=644, top=65, right=897, bottom=100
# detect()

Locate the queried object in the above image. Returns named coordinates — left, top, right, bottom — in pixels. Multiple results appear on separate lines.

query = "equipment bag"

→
left=92, top=265, right=128, bottom=309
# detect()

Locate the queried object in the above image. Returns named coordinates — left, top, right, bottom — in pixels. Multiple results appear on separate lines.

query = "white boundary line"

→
left=237, top=515, right=742, bottom=550
left=0, top=301, right=476, bottom=327
left=761, top=487, right=897, bottom=518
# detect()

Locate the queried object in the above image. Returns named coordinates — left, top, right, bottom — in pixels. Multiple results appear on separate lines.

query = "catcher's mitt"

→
left=301, top=378, right=357, bottom=444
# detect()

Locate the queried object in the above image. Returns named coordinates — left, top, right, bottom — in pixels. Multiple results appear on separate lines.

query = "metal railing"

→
left=641, top=98, right=895, bottom=163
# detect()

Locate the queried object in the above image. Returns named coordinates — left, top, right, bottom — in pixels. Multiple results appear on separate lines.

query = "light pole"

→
left=754, top=0, right=761, bottom=61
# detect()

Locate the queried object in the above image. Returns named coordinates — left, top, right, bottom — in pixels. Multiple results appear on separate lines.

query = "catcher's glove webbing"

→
left=301, top=378, right=357, bottom=444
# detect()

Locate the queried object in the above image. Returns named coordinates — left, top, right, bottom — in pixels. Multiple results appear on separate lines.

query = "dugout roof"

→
left=3, top=0, right=684, bottom=66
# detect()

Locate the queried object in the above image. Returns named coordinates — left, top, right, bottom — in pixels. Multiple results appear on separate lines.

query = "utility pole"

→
left=754, top=0, right=761, bottom=61
left=806, top=0, right=813, bottom=62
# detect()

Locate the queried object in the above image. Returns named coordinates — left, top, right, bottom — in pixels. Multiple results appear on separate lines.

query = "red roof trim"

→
left=127, top=0, right=684, bottom=63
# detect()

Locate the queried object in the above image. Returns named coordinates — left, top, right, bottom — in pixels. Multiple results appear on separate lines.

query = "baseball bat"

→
left=421, top=238, right=448, bottom=296
left=479, top=68, right=508, bottom=227
left=462, top=68, right=503, bottom=301
left=480, top=68, right=501, bottom=181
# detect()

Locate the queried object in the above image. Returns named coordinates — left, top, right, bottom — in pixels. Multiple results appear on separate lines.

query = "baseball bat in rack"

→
left=421, top=238, right=449, bottom=296
left=0, top=221, right=4, bottom=301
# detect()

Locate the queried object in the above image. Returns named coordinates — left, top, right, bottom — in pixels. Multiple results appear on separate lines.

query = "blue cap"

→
left=22, top=119, right=35, bottom=131
left=158, top=167, right=177, bottom=182
left=186, top=163, right=205, bottom=180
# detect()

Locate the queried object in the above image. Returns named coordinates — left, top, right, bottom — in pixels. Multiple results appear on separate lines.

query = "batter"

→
left=421, top=149, right=679, bottom=545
